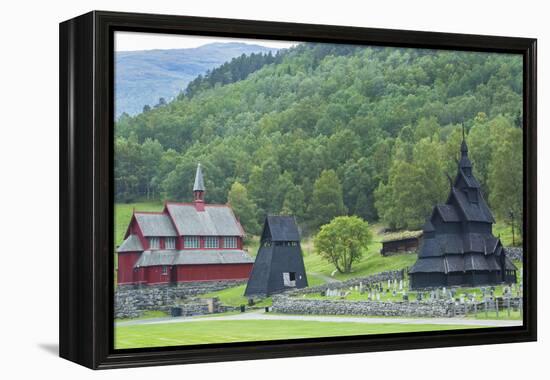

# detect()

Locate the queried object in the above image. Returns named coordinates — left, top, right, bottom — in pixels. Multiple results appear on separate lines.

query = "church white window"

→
left=223, top=237, right=237, bottom=248
left=205, top=237, right=219, bottom=248
left=184, top=236, right=200, bottom=248
left=165, top=237, right=176, bottom=249
left=148, top=237, right=160, bottom=249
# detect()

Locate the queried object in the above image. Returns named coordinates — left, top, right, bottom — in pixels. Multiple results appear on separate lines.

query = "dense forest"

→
left=115, top=43, right=523, bottom=237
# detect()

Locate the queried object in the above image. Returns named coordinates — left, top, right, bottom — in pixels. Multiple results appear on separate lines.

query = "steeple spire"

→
left=460, top=125, right=468, bottom=157
left=193, top=163, right=205, bottom=210
left=458, top=126, right=472, bottom=173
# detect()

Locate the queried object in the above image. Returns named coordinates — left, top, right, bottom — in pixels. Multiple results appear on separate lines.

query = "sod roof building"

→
left=409, top=134, right=517, bottom=289
left=244, top=215, right=308, bottom=297
left=117, top=164, right=254, bottom=285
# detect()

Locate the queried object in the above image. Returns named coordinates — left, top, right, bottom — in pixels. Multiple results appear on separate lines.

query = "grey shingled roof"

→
left=134, top=249, right=254, bottom=267
left=117, top=234, right=143, bottom=252
left=504, top=256, right=518, bottom=270
left=459, top=169, right=481, bottom=188
left=436, top=204, right=460, bottom=222
left=423, top=220, right=435, bottom=232
left=166, top=203, right=244, bottom=236
left=264, top=215, right=300, bottom=242
left=134, top=213, right=177, bottom=237
left=463, top=253, right=490, bottom=271
left=419, top=233, right=501, bottom=258
left=451, top=187, right=495, bottom=223
left=445, top=255, right=465, bottom=272
left=409, top=257, right=445, bottom=273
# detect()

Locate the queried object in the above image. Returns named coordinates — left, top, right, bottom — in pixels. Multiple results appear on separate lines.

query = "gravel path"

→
left=117, top=310, right=521, bottom=328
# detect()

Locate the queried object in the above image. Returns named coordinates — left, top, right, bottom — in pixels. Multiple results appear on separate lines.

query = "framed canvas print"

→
left=59, top=11, right=537, bottom=369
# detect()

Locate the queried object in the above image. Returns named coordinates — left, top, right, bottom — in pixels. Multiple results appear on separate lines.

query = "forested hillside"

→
left=115, top=43, right=523, bottom=236
left=115, top=42, right=278, bottom=116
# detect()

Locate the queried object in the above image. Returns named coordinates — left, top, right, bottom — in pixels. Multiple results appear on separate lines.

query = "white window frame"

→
left=205, top=236, right=219, bottom=248
left=165, top=237, right=176, bottom=249
left=184, top=236, right=200, bottom=249
left=162, top=266, right=169, bottom=275
left=223, top=236, right=237, bottom=249
left=149, top=237, right=160, bottom=250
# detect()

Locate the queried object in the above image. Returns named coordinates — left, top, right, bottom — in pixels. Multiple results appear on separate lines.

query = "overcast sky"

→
left=115, top=31, right=298, bottom=51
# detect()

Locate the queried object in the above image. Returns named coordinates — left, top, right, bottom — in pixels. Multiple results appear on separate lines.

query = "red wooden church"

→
left=117, top=164, right=254, bottom=285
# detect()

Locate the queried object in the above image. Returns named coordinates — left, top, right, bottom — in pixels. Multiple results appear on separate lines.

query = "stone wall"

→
left=115, top=280, right=245, bottom=319
left=505, top=247, right=523, bottom=261
left=272, top=296, right=456, bottom=317
left=272, top=296, right=522, bottom=318
left=290, top=270, right=404, bottom=295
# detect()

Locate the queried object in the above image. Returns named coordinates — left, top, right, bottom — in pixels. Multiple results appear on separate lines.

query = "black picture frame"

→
left=59, top=10, right=537, bottom=369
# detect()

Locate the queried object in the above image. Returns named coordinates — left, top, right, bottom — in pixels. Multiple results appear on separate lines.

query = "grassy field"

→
left=493, top=221, right=522, bottom=247
left=115, top=310, right=168, bottom=323
left=114, top=319, right=481, bottom=349
left=465, top=310, right=522, bottom=320
left=201, top=272, right=328, bottom=307
left=202, top=284, right=272, bottom=307
left=301, top=225, right=418, bottom=282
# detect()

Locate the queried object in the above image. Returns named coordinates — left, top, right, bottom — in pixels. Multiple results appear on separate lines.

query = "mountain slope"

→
left=114, top=43, right=523, bottom=233
left=115, top=42, right=278, bottom=116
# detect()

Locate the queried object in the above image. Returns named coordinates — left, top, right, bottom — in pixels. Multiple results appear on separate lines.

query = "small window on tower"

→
left=283, top=272, right=296, bottom=287
left=162, top=266, right=168, bottom=275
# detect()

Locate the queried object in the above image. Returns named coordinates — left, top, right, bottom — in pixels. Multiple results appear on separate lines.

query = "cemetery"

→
left=269, top=265, right=523, bottom=320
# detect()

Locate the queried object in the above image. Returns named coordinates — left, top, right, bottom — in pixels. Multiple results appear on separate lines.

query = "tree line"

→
left=115, top=43, right=523, bottom=238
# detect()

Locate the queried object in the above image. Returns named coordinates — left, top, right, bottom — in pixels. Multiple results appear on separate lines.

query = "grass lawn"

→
left=493, top=221, right=522, bottom=247
left=114, top=319, right=481, bottom=349
left=202, top=284, right=272, bottom=307
left=301, top=224, right=418, bottom=282
left=115, top=310, right=168, bottom=323
left=465, top=310, right=522, bottom=320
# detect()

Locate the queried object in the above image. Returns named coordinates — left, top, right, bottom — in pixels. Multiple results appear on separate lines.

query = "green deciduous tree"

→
left=375, top=137, right=447, bottom=229
left=309, top=170, right=347, bottom=228
left=488, top=127, right=523, bottom=241
left=227, top=182, right=261, bottom=235
left=314, top=216, right=372, bottom=273
left=281, top=184, right=306, bottom=220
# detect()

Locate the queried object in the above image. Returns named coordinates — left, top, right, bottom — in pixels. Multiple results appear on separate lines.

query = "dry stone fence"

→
left=115, top=280, right=244, bottom=319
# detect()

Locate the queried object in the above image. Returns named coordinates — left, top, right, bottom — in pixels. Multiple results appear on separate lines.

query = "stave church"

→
left=409, top=132, right=517, bottom=289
